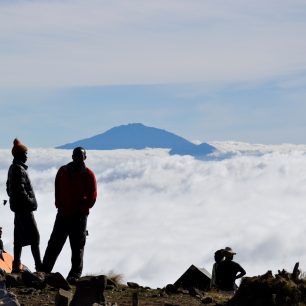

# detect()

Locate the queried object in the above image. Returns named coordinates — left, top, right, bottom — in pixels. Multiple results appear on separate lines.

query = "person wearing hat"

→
left=215, top=247, right=246, bottom=291
left=6, top=139, right=42, bottom=272
left=42, top=147, right=97, bottom=284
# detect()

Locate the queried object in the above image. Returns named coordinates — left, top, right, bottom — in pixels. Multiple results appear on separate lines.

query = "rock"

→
left=70, top=275, right=107, bottom=306
left=177, top=288, right=189, bottom=294
left=19, top=287, right=36, bottom=295
left=0, top=289, right=7, bottom=298
left=188, top=287, right=203, bottom=297
left=106, top=278, right=117, bottom=287
left=228, top=267, right=305, bottom=306
left=127, top=282, right=140, bottom=288
left=21, top=270, right=45, bottom=289
left=0, top=276, right=5, bottom=290
left=164, top=284, right=177, bottom=294
left=0, top=289, right=21, bottom=306
left=45, top=272, right=71, bottom=291
left=5, top=273, right=23, bottom=288
left=202, top=296, right=213, bottom=304
left=105, top=284, right=115, bottom=290
left=55, top=288, right=73, bottom=306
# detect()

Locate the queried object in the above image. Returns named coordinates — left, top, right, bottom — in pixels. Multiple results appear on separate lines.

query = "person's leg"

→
left=12, top=214, right=22, bottom=273
left=67, top=215, right=87, bottom=280
left=31, top=244, right=42, bottom=271
left=12, top=243, right=22, bottom=273
left=42, top=213, right=68, bottom=273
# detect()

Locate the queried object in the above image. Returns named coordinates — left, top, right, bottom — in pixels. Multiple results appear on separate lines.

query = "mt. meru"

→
left=57, top=123, right=215, bottom=157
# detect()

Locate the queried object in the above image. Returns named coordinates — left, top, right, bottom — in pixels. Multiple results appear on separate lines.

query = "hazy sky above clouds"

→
left=1, top=144, right=306, bottom=287
left=1, top=0, right=306, bottom=147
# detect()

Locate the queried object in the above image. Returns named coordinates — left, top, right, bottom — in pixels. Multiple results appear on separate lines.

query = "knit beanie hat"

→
left=11, top=138, right=28, bottom=156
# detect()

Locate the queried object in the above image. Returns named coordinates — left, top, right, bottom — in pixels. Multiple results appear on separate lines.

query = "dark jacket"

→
left=6, top=159, right=38, bottom=213
left=6, top=159, right=40, bottom=246
left=216, top=259, right=246, bottom=291
left=55, top=162, right=97, bottom=216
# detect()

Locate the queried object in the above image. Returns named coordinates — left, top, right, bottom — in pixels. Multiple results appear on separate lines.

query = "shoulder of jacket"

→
left=59, top=164, right=69, bottom=171
left=85, top=167, right=96, bottom=176
left=10, top=163, right=24, bottom=173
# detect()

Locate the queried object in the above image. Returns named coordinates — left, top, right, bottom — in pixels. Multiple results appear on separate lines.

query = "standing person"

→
left=6, top=139, right=42, bottom=272
left=216, top=247, right=246, bottom=292
left=42, top=147, right=97, bottom=284
left=210, top=249, right=225, bottom=289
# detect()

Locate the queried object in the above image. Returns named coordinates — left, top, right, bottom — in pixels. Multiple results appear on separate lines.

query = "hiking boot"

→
left=35, top=262, right=44, bottom=272
left=67, top=276, right=79, bottom=285
left=11, top=260, right=21, bottom=273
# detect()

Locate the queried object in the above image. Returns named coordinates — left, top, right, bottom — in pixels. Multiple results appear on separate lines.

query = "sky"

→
left=1, top=143, right=306, bottom=287
left=1, top=0, right=306, bottom=148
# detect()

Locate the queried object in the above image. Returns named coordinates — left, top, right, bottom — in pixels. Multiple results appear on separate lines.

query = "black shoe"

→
left=35, top=263, right=44, bottom=272
left=11, top=261, right=21, bottom=273
left=11, top=267, right=21, bottom=273
left=66, top=276, right=79, bottom=285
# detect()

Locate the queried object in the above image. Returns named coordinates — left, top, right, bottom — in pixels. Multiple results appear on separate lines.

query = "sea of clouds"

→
left=1, top=142, right=306, bottom=288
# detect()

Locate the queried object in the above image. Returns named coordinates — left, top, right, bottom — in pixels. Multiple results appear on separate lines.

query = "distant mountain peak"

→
left=57, top=123, right=216, bottom=156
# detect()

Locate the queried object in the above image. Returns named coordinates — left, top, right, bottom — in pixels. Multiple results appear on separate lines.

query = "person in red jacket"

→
left=42, top=147, right=97, bottom=284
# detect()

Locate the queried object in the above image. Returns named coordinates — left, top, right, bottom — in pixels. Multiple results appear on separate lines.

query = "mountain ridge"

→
left=57, top=123, right=215, bottom=156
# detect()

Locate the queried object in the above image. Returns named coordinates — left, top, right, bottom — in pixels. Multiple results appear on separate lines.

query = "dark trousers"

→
left=43, top=212, right=88, bottom=278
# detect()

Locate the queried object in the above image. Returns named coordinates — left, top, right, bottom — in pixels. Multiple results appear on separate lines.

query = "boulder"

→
left=228, top=264, right=305, bottom=306
left=5, top=273, right=23, bottom=288
left=21, top=270, right=45, bottom=289
left=55, top=288, right=73, bottom=306
left=127, top=282, right=140, bottom=288
left=0, top=289, right=21, bottom=306
left=70, top=275, right=107, bottom=306
left=45, top=272, right=71, bottom=291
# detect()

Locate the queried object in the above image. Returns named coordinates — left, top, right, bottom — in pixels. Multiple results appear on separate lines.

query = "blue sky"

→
left=1, top=0, right=306, bottom=148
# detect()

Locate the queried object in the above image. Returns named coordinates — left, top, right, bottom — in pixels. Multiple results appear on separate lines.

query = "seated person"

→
left=216, top=247, right=246, bottom=291
left=210, top=249, right=225, bottom=289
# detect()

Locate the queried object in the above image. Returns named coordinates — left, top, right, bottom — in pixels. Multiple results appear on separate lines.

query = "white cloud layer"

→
left=1, top=143, right=306, bottom=288
left=1, top=0, right=306, bottom=87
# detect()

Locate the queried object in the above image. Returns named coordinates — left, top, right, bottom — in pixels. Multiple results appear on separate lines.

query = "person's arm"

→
left=235, top=265, right=246, bottom=279
left=55, top=167, right=64, bottom=209
left=83, top=169, right=97, bottom=209
left=8, top=165, right=37, bottom=212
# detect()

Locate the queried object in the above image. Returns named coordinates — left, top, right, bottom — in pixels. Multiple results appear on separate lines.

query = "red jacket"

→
left=55, top=162, right=97, bottom=216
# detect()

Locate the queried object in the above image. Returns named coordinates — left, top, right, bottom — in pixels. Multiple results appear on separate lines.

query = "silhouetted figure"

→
left=216, top=247, right=246, bottom=291
left=210, top=249, right=225, bottom=289
left=6, top=139, right=42, bottom=272
left=42, top=147, right=97, bottom=284
left=0, top=227, right=4, bottom=261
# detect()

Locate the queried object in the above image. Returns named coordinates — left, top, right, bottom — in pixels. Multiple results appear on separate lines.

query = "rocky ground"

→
left=2, top=271, right=231, bottom=306
left=8, top=285, right=231, bottom=306
left=3, top=263, right=306, bottom=306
